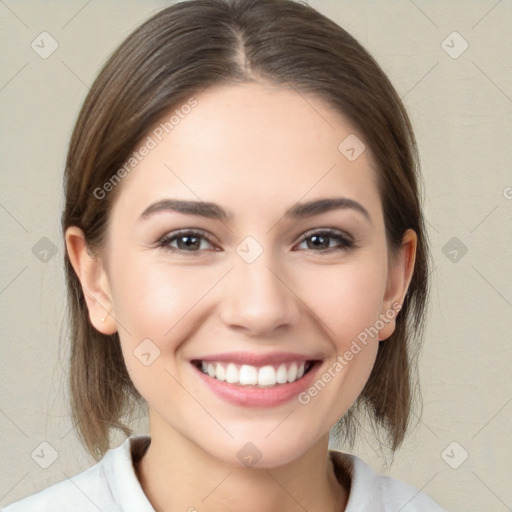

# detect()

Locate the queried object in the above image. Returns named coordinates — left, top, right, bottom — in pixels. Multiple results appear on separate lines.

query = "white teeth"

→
left=287, top=362, right=298, bottom=383
left=276, top=364, right=288, bottom=384
left=199, top=361, right=309, bottom=387
left=215, top=363, right=226, bottom=381
left=239, top=365, right=258, bottom=385
left=226, top=363, right=239, bottom=383
left=258, top=365, right=276, bottom=386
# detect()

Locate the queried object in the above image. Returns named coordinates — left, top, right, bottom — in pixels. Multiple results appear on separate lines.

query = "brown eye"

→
left=158, top=230, right=217, bottom=253
left=296, top=230, right=354, bottom=252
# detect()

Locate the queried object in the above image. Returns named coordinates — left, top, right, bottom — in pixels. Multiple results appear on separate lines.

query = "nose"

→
left=218, top=249, right=301, bottom=336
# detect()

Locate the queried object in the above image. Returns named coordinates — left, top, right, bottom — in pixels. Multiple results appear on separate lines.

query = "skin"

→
left=66, top=82, right=416, bottom=512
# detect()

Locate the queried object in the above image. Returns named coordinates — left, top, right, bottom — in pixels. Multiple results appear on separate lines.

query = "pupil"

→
left=309, top=235, right=328, bottom=249
left=178, top=236, right=199, bottom=250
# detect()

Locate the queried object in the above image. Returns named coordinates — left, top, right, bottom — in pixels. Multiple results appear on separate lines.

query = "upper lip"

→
left=191, top=351, right=320, bottom=366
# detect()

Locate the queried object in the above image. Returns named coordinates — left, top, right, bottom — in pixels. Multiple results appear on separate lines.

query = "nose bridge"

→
left=219, top=238, right=300, bottom=334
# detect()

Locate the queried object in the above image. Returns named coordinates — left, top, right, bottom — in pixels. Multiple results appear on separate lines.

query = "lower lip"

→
left=192, top=362, right=320, bottom=408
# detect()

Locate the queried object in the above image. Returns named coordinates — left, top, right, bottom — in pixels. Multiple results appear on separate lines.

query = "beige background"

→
left=1, top=1, right=511, bottom=510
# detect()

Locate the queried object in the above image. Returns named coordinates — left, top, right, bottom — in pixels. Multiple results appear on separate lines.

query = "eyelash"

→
left=157, top=228, right=355, bottom=254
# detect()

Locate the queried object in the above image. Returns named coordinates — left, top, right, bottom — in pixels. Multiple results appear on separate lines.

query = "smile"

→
left=195, top=360, right=314, bottom=387
left=190, top=351, right=322, bottom=407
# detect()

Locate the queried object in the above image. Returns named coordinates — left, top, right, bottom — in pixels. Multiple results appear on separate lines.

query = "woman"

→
left=2, top=0, right=444, bottom=510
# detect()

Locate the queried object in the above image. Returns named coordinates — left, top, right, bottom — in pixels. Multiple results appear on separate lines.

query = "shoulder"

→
left=1, top=435, right=154, bottom=512
left=329, top=450, right=447, bottom=512
left=0, top=461, right=117, bottom=512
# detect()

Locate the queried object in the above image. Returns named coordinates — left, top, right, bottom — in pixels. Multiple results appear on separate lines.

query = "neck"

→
left=135, top=414, right=348, bottom=512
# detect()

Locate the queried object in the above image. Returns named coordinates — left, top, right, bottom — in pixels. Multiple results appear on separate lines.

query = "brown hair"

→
left=62, top=0, right=429, bottom=460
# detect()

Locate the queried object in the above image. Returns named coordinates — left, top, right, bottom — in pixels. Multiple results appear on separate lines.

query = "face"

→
left=74, top=82, right=413, bottom=468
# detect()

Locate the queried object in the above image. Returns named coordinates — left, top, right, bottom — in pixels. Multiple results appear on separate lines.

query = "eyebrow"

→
left=138, top=197, right=371, bottom=223
left=286, top=197, right=370, bottom=222
left=139, top=199, right=229, bottom=221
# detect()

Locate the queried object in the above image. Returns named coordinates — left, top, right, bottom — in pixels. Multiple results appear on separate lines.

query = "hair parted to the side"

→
left=62, top=0, right=430, bottom=460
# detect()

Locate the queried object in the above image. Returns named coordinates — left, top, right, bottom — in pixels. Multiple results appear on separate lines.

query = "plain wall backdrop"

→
left=1, top=1, right=511, bottom=511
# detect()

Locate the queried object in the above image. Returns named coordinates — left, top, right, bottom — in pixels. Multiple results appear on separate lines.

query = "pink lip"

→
left=191, top=358, right=321, bottom=408
left=192, top=351, right=315, bottom=367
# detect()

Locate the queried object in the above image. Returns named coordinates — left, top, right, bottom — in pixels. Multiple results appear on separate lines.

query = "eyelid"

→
left=292, top=228, right=356, bottom=253
left=157, top=229, right=220, bottom=252
left=298, top=227, right=354, bottom=242
left=156, top=227, right=356, bottom=254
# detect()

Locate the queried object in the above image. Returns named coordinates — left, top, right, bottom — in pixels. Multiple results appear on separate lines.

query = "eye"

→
left=295, top=229, right=355, bottom=252
left=158, top=230, right=218, bottom=253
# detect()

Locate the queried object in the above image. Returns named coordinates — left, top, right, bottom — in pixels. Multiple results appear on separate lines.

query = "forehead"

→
left=110, top=82, right=381, bottom=221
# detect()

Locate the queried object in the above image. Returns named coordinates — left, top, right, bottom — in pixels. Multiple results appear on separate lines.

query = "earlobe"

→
left=378, top=229, right=417, bottom=341
left=65, top=226, right=118, bottom=335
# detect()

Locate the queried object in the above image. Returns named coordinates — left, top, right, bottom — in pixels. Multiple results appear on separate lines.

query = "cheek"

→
left=109, top=252, right=224, bottom=350
left=298, top=256, right=387, bottom=394
left=109, top=256, right=218, bottom=404
left=293, top=259, right=386, bottom=421
left=299, top=257, right=388, bottom=345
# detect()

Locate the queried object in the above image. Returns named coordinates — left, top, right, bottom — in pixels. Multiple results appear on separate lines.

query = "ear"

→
left=65, top=226, right=118, bottom=335
left=378, top=229, right=417, bottom=341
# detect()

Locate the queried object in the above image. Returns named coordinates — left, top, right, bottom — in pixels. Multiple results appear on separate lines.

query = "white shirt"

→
left=1, top=435, right=445, bottom=511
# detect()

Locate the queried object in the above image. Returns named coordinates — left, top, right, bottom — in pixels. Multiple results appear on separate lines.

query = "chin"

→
left=199, top=426, right=324, bottom=470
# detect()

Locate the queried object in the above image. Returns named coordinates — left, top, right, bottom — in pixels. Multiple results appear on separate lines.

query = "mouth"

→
left=192, top=359, right=317, bottom=388
left=190, top=351, right=323, bottom=407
